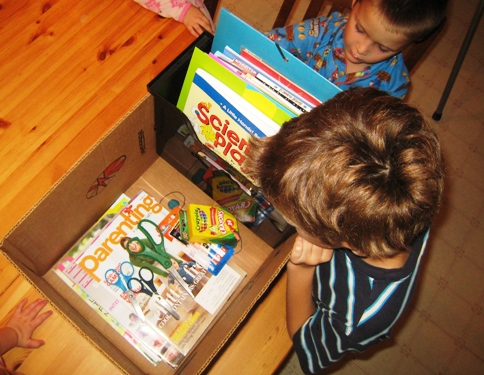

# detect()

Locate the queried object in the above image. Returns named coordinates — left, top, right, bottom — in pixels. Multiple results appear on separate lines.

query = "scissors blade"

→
left=126, top=291, right=169, bottom=339
left=168, top=266, right=195, bottom=299
left=154, top=296, right=181, bottom=320
left=125, top=291, right=147, bottom=323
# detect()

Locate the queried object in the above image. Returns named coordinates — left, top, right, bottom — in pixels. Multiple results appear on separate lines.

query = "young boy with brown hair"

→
left=267, top=0, right=448, bottom=98
left=246, top=87, right=445, bottom=373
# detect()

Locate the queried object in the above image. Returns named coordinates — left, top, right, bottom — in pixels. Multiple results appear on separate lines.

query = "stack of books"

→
left=176, top=8, right=340, bottom=188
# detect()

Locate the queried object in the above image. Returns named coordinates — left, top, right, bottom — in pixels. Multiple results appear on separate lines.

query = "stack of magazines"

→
left=54, top=191, right=245, bottom=368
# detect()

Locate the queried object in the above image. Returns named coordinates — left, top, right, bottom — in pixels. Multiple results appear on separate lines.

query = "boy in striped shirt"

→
left=246, top=87, right=445, bottom=373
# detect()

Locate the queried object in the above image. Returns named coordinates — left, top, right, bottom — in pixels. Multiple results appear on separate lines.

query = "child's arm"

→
left=286, top=235, right=334, bottom=337
left=0, top=299, right=53, bottom=356
left=133, top=0, right=213, bottom=37
left=182, top=5, right=214, bottom=37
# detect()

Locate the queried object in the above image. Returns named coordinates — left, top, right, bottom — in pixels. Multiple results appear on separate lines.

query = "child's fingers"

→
left=32, top=310, right=53, bottom=328
left=289, top=236, right=304, bottom=263
left=23, top=299, right=49, bottom=318
left=192, top=25, right=204, bottom=37
left=290, top=236, right=334, bottom=265
left=24, top=338, right=46, bottom=349
left=290, top=236, right=317, bottom=264
left=199, top=19, right=213, bottom=34
left=13, top=298, right=28, bottom=314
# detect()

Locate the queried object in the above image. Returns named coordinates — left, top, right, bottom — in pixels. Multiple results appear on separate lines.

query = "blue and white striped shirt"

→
left=293, top=230, right=429, bottom=374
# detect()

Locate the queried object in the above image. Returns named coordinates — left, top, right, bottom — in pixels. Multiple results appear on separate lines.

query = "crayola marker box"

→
left=180, top=204, right=239, bottom=247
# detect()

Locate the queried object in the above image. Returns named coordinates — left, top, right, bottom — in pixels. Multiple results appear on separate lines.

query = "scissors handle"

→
left=128, top=267, right=159, bottom=297
left=138, top=267, right=158, bottom=291
left=119, top=261, right=134, bottom=278
left=128, top=278, right=153, bottom=296
left=137, top=220, right=173, bottom=269
left=105, top=269, right=127, bottom=292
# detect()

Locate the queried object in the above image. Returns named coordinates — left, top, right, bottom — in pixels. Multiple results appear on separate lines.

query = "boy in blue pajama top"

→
left=246, top=87, right=445, bottom=373
left=267, top=0, right=448, bottom=98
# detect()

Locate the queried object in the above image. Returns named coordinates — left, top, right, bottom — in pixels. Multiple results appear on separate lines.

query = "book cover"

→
left=179, top=68, right=279, bottom=183
left=178, top=47, right=293, bottom=126
left=60, top=191, right=245, bottom=361
left=212, top=8, right=341, bottom=103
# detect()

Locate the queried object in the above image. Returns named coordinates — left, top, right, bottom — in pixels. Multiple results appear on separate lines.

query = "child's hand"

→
left=290, top=235, right=334, bottom=266
left=183, top=6, right=213, bottom=37
left=6, top=298, right=53, bottom=349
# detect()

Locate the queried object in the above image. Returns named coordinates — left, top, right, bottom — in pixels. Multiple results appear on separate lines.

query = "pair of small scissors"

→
left=128, top=266, right=180, bottom=320
left=104, top=262, right=150, bottom=324
left=126, top=219, right=195, bottom=299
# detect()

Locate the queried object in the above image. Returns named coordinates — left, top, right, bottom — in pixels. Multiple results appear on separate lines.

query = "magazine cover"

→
left=54, top=194, right=179, bottom=366
left=60, top=191, right=245, bottom=360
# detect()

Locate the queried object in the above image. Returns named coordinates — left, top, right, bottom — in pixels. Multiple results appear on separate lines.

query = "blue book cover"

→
left=212, top=8, right=341, bottom=103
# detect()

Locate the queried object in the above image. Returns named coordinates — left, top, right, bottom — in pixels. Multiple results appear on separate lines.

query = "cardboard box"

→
left=0, top=90, right=292, bottom=374
left=0, top=19, right=305, bottom=373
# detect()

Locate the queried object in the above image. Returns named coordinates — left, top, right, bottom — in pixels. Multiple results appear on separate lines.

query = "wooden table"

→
left=0, top=0, right=196, bottom=239
left=0, top=1, right=293, bottom=373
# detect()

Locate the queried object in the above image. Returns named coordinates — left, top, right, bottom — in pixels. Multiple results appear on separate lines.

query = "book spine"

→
left=240, top=47, right=322, bottom=107
left=243, top=73, right=304, bottom=115
left=221, top=46, right=312, bottom=113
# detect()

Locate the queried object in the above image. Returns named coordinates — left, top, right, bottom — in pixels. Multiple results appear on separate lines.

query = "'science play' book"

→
left=179, top=67, right=279, bottom=183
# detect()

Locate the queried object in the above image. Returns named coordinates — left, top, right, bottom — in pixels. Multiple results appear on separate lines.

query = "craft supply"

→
left=179, top=204, right=239, bottom=247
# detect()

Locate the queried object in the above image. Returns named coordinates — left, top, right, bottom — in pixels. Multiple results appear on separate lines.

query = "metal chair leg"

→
left=432, top=0, right=484, bottom=121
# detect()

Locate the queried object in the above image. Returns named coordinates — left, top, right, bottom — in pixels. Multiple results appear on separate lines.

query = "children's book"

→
left=178, top=48, right=294, bottom=127
left=178, top=67, right=280, bottom=183
left=239, top=47, right=322, bottom=108
left=58, top=191, right=245, bottom=364
left=212, top=8, right=341, bottom=103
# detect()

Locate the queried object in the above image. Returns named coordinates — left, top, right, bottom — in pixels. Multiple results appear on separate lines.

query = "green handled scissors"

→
left=126, top=219, right=195, bottom=299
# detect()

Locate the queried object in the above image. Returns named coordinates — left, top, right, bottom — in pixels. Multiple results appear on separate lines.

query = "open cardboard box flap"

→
left=2, top=96, right=157, bottom=276
left=0, top=96, right=160, bottom=374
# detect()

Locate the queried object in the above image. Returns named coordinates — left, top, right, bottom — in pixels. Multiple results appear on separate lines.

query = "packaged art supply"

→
left=180, top=204, right=239, bottom=247
left=203, top=168, right=258, bottom=224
